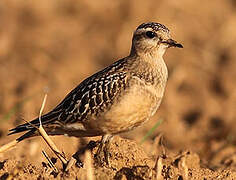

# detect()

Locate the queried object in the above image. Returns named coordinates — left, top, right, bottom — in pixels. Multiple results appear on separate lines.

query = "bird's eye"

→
left=145, top=31, right=156, bottom=38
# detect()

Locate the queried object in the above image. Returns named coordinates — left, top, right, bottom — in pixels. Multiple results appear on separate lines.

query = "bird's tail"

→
left=8, top=110, right=61, bottom=142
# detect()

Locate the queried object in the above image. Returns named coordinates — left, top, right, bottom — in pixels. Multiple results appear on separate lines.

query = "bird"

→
left=8, top=22, right=183, bottom=166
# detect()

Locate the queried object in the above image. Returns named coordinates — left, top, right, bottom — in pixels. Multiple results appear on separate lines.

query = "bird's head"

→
left=131, top=22, right=183, bottom=57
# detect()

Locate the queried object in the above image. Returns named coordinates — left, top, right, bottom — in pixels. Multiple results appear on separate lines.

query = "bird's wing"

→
left=55, top=69, right=127, bottom=124
left=8, top=58, right=128, bottom=135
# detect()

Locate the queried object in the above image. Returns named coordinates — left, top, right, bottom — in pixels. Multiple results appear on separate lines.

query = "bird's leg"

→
left=96, top=134, right=113, bottom=166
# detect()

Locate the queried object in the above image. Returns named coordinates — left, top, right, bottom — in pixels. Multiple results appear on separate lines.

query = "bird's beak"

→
left=161, top=39, right=183, bottom=48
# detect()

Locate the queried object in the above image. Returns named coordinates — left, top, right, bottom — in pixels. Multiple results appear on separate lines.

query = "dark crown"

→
left=137, top=22, right=169, bottom=33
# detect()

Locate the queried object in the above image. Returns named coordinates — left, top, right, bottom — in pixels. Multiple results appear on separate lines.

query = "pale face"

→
left=131, top=22, right=183, bottom=56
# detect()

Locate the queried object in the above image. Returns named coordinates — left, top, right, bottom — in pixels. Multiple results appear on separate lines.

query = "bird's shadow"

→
left=72, top=140, right=99, bottom=168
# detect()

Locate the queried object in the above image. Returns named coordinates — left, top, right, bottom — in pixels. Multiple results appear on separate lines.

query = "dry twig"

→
left=0, top=94, right=69, bottom=170
left=85, top=150, right=94, bottom=180
left=42, top=150, right=58, bottom=173
left=37, top=94, right=68, bottom=167
left=155, top=156, right=164, bottom=180
left=0, top=139, right=18, bottom=153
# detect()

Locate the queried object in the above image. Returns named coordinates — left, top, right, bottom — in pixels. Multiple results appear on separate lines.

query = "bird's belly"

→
left=94, top=84, right=162, bottom=134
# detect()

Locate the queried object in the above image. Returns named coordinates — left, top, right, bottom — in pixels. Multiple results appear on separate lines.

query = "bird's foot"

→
left=95, top=145, right=110, bottom=166
left=95, top=134, right=113, bottom=167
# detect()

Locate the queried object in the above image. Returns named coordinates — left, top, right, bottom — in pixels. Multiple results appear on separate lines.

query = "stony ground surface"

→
left=0, top=0, right=236, bottom=179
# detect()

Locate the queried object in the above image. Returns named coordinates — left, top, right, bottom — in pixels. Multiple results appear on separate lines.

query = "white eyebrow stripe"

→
left=143, top=27, right=153, bottom=31
left=135, top=27, right=153, bottom=34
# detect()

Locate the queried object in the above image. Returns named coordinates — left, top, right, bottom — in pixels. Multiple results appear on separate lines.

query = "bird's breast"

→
left=93, top=78, right=164, bottom=134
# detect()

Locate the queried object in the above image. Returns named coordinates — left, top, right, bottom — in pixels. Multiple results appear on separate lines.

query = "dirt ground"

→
left=0, top=0, right=236, bottom=179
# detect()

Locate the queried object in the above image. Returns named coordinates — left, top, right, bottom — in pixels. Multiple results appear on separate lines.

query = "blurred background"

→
left=0, top=0, right=235, bottom=166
